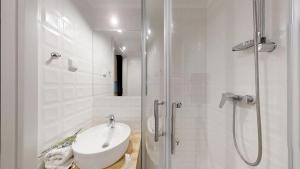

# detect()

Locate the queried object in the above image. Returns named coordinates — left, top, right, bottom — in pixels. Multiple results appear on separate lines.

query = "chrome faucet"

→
left=107, top=114, right=115, bottom=128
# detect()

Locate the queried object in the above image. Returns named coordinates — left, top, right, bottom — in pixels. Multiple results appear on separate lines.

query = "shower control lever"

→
left=219, top=92, right=255, bottom=108
left=219, top=93, right=240, bottom=108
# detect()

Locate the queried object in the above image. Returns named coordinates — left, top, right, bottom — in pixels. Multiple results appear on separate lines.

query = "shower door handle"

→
left=154, top=100, right=164, bottom=142
left=171, top=102, right=182, bottom=154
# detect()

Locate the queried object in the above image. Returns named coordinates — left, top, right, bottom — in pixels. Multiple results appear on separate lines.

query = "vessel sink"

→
left=72, top=123, right=131, bottom=169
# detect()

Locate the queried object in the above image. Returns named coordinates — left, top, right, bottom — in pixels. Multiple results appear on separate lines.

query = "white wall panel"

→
left=38, top=0, right=94, bottom=153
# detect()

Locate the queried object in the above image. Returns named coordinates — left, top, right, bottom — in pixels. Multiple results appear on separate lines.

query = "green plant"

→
left=38, top=128, right=82, bottom=158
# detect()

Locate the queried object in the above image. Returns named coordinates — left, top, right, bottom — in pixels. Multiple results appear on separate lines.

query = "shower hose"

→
left=232, top=100, right=262, bottom=166
left=232, top=0, right=263, bottom=166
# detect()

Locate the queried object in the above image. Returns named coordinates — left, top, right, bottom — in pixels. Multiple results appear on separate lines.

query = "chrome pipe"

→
left=232, top=0, right=263, bottom=166
left=259, top=0, right=265, bottom=38
left=252, top=0, right=263, bottom=164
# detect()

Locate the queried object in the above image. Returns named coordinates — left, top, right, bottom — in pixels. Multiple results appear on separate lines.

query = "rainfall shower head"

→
left=232, top=40, right=254, bottom=51
left=232, top=39, right=276, bottom=52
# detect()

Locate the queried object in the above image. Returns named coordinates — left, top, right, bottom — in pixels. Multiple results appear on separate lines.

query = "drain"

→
left=102, top=143, right=109, bottom=148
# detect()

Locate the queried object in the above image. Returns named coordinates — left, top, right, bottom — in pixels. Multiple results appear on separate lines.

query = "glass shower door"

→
left=142, top=0, right=167, bottom=168
left=168, top=2, right=207, bottom=169
left=143, top=0, right=290, bottom=169
left=168, top=0, right=289, bottom=169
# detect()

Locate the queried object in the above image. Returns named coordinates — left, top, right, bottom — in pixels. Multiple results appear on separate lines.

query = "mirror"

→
left=92, top=30, right=141, bottom=96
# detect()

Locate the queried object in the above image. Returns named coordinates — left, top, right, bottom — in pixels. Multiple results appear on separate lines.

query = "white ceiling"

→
left=73, top=0, right=207, bottom=31
left=85, top=0, right=141, bottom=9
left=73, top=0, right=141, bottom=31
left=173, top=0, right=207, bottom=8
left=72, top=0, right=207, bottom=58
left=72, top=0, right=141, bottom=58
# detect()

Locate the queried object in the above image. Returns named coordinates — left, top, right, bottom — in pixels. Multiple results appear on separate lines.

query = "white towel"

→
left=124, top=154, right=132, bottom=169
left=44, top=146, right=73, bottom=169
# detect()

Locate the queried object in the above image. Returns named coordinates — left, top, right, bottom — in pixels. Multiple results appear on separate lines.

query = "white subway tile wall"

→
left=92, top=32, right=114, bottom=97
left=38, top=0, right=142, bottom=154
left=38, top=0, right=94, bottom=153
left=170, top=8, right=208, bottom=169
left=205, top=0, right=288, bottom=169
left=169, top=0, right=289, bottom=169
left=93, top=96, right=141, bottom=132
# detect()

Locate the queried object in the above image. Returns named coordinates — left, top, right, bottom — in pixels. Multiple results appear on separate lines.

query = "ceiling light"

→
left=116, top=29, right=123, bottom=33
left=147, top=29, right=152, bottom=35
left=110, top=16, right=119, bottom=27
left=121, top=46, right=126, bottom=52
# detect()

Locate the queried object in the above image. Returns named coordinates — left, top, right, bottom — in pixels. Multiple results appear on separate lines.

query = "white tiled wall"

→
left=93, top=96, right=141, bottom=132
left=170, top=8, right=208, bottom=169
left=38, top=0, right=94, bottom=153
left=126, top=55, right=142, bottom=96
left=92, top=32, right=114, bottom=97
left=38, top=0, right=142, bottom=154
left=205, top=0, right=288, bottom=169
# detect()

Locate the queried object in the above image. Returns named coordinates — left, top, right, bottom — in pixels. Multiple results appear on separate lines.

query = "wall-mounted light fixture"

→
left=147, top=28, right=152, bottom=35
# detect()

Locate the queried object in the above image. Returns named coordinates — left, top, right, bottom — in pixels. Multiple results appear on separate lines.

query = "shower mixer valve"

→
left=219, top=92, right=256, bottom=108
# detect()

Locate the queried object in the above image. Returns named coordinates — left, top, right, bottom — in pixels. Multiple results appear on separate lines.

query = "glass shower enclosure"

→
left=142, top=0, right=293, bottom=169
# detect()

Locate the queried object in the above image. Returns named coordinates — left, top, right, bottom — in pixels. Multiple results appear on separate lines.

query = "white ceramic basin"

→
left=72, top=123, right=131, bottom=169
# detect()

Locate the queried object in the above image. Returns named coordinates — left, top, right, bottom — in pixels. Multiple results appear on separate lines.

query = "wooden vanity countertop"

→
left=105, top=132, right=141, bottom=169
